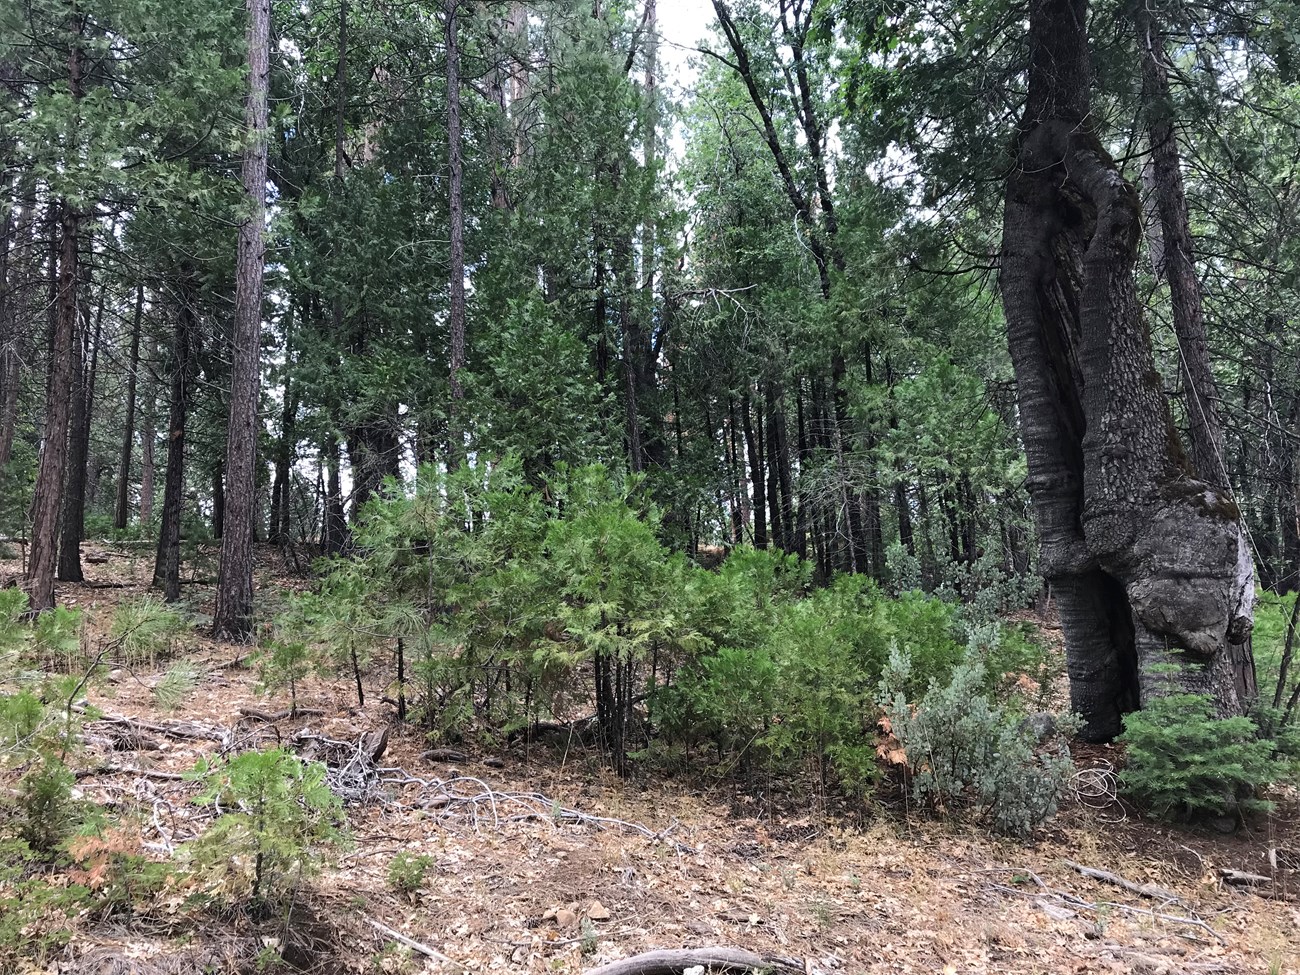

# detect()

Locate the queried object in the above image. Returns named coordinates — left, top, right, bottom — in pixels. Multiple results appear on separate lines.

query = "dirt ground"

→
left=3, top=543, right=1298, bottom=975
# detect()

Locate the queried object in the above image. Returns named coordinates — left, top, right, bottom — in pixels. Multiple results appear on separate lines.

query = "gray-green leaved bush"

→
left=878, top=648, right=1078, bottom=836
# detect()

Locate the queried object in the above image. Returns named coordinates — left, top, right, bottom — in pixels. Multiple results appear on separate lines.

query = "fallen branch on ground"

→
left=82, top=707, right=226, bottom=743
left=1063, top=859, right=1182, bottom=904
left=366, top=917, right=460, bottom=968
left=238, top=706, right=326, bottom=722
left=581, top=947, right=804, bottom=975
left=981, top=866, right=1223, bottom=943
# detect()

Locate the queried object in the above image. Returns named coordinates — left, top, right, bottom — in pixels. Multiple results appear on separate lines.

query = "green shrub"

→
left=32, top=605, right=84, bottom=671
left=109, top=596, right=188, bottom=667
left=152, top=661, right=200, bottom=712
left=256, top=637, right=315, bottom=716
left=1119, top=694, right=1279, bottom=821
left=187, top=749, right=344, bottom=911
left=387, top=851, right=432, bottom=896
left=17, top=757, right=79, bottom=857
left=879, top=648, right=1077, bottom=836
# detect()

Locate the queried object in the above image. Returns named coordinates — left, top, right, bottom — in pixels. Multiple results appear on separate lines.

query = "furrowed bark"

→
left=214, top=0, right=271, bottom=639
left=1001, top=0, right=1256, bottom=736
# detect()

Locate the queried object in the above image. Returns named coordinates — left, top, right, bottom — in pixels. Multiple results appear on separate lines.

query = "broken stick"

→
left=1063, top=859, right=1181, bottom=904
left=581, top=947, right=804, bottom=975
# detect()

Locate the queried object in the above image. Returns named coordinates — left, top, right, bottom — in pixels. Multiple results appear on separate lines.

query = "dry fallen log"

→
left=86, top=709, right=225, bottom=742
left=581, top=947, right=804, bottom=975
left=1063, top=859, right=1181, bottom=904
left=1218, top=868, right=1273, bottom=886
left=422, top=748, right=470, bottom=763
left=237, top=706, right=326, bottom=722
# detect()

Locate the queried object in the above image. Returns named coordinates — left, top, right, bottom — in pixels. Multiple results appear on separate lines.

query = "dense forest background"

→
left=2, top=0, right=1300, bottom=769
left=3, top=0, right=1299, bottom=604
left=3, top=1, right=1300, bottom=969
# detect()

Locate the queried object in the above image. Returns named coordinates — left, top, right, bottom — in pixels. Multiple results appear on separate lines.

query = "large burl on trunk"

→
left=1001, top=0, right=1256, bottom=740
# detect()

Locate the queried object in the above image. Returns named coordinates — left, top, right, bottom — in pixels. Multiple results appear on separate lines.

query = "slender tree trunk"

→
left=138, top=336, right=157, bottom=526
left=114, top=283, right=145, bottom=529
left=322, top=434, right=346, bottom=554
left=446, top=0, right=467, bottom=465
left=0, top=167, right=14, bottom=470
left=57, top=273, right=103, bottom=582
left=270, top=315, right=297, bottom=546
left=794, top=381, right=810, bottom=561
left=211, top=464, right=225, bottom=538
left=214, top=0, right=271, bottom=639
left=1136, top=6, right=1225, bottom=489
left=154, top=283, right=197, bottom=602
left=742, top=389, right=766, bottom=547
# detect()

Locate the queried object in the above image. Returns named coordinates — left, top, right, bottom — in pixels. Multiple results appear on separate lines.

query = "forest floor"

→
left=3, top=543, right=1299, bottom=975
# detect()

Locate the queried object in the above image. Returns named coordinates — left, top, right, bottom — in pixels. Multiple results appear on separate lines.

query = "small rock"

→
left=586, top=900, right=610, bottom=921
left=554, top=908, right=578, bottom=928
left=1020, top=712, right=1057, bottom=742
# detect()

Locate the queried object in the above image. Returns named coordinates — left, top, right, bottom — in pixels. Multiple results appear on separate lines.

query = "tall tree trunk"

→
left=1136, top=6, right=1225, bottom=489
left=1002, top=0, right=1255, bottom=739
left=28, top=201, right=79, bottom=610
left=139, top=336, right=156, bottom=526
left=270, top=305, right=297, bottom=546
left=1281, top=394, right=1300, bottom=594
left=214, top=0, right=271, bottom=639
left=765, top=387, right=784, bottom=552
left=0, top=167, right=15, bottom=470
left=742, top=389, right=766, bottom=548
left=154, top=283, right=198, bottom=602
left=114, top=282, right=145, bottom=529
left=58, top=272, right=103, bottom=582
left=211, top=464, right=225, bottom=538
left=321, top=434, right=346, bottom=554
left=794, top=381, right=810, bottom=561
left=446, top=0, right=467, bottom=465
left=26, top=22, right=83, bottom=611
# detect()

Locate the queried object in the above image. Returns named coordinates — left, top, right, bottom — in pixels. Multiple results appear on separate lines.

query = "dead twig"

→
left=365, top=917, right=460, bottom=968
left=581, top=947, right=804, bottom=975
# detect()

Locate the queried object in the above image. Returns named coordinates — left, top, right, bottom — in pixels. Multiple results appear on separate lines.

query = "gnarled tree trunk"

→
left=1001, top=0, right=1255, bottom=740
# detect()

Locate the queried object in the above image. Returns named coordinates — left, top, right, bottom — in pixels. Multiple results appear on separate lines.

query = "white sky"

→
left=656, top=0, right=715, bottom=99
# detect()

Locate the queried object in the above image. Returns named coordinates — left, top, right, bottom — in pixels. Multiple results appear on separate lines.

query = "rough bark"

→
left=213, top=0, right=270, bottom=639
left=1136, top=5, right=1226, bottom=489
left=58, top=274, right=103, bottom=582
left=28, top=200, right=79, bottom=611
left=1001, top=0, right=1255, bottom=738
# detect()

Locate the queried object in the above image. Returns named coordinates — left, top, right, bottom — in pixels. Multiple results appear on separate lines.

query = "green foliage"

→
left=879, top=648, right=1077, bottom=836
left=32, top=605, right=85, bottom=671
left=0, top=447, right=36, bottom=553
left=186, top=749, right=343, bottom=911
left=387, top=851, right=432, bottom=896
left=1119, top=694, right=1281, bottom=821
left=256, top=637, right=315, bottom=716
left=17, top=758, right=79, bottom=857
left=110, top=595, right=188, bottom=668
left=152, top=661, right=200, bottom=712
